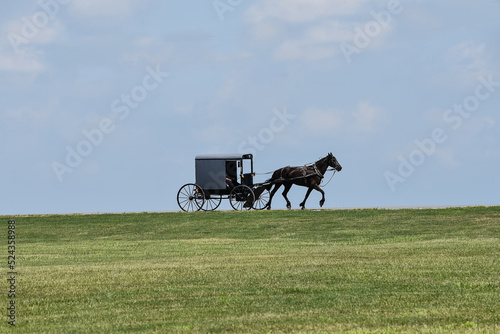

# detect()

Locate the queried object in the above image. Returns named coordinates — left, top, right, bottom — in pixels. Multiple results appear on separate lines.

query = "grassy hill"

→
left=2, top=207, right=500, bottom=333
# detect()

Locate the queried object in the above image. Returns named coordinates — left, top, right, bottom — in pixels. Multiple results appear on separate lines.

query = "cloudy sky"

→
left=2, top=0, right=499, bottom=214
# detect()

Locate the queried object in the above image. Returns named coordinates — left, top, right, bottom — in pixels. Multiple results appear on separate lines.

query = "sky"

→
left=1, top=0, right=499, bottom=215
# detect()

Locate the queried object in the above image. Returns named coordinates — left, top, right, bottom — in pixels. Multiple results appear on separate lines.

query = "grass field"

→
left=2, top=207, right=500, bottom=333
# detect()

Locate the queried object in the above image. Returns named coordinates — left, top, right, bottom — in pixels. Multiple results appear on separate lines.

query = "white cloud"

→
left=120, top=37, right=175, bottom=67
left=3, top=100, right=58, bottom=128
left=215, top=78, right=239, bottom=104
left=298, top=101, right=388, bottom=138
left=35, top=20, right=67, bottom=44
left=69, top=0, right=147, bottom=18
left=404, top=6, right=443, bottom=31
left=213, top=52, right=252, bottom=62
left=352, top=101, right=388, bottom=132
left=442, top=42, right=498, bottom=88
left=457, top=115, right=497, bottom=140
left=246, top=0, right=397, bottom=61
left=0, top=38, right=45, bottom=72
left=274, top=20, right=355, bottom=60
left=446, top=42, right=488, bottom=74
left=0, top=16, right=66, bottom=74
left=248, top=20, right=284, bottom=41
left=0, top=17, right=67, bottom=72
left=197, top=124, right=233, bottom=143
left=246, top=0, right=368, bottom=23
left=4, top=19, right=66, bottom=45
left=175, top=103, right=195, bottom=116
left=300, top=108, right=344, bottom=135
left=434, top=148, right=459, bottom=168
left=0, top=53, right=45, bottom=72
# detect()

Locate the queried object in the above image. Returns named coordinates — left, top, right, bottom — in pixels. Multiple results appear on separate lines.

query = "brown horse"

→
left=263, top=153, right=342, bottom=210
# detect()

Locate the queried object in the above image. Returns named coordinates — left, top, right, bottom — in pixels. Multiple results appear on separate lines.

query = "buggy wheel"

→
left=177, top=183, right=205, bottom=212
left=229, top=185, right=255, bottom=211
left=202, top=194, right=222, bottom=211
left=252, top=188, right=270, bottom=210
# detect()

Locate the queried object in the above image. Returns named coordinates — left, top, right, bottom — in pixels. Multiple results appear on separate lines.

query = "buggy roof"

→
left=195, top=153, right=253, bottom=161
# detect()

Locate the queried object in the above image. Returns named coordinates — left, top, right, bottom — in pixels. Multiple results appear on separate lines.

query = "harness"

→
left=312, top=164, right=323, bottom=179
left=277, top=163, right=325, bottom=182
left=255, top=159, right=338, bottom=187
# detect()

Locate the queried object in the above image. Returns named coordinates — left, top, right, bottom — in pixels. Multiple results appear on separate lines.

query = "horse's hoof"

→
left=287, top=204, right=291, bottom=210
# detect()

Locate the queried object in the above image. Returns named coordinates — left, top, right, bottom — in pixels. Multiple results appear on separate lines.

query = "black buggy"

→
left=176, top=154, right=270, bottom=211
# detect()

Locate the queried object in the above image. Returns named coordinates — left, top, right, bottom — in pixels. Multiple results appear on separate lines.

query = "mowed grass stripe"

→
left=2, top=207, right=500, bottom=333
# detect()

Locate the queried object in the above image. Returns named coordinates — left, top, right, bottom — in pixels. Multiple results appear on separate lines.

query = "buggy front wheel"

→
left=177, top=183, right=205, bottom=212
left=252, top=188, right=270, bottom=210
left=229, top=185, right=255, bottom=211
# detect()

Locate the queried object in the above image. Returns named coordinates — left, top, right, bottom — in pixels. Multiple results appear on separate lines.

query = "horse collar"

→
left=313, top=164, right=324, bottom=179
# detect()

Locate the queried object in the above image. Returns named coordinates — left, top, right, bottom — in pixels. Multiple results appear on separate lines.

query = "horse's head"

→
left=327, top=152, right=342, bottom=172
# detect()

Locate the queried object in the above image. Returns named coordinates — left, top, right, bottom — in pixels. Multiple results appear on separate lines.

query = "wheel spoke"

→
left=253, top=188, right=270, bottom=210
left=177, top=184, right=205, bottom=212
left=229, top=185, right=255, bottom=211
left=202, top=195, right=222, bottom=211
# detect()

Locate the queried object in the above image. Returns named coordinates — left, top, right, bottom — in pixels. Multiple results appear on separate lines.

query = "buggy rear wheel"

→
left=177, top=183, right=205, bottom=212
left=229, top=185, right=255, bottom=211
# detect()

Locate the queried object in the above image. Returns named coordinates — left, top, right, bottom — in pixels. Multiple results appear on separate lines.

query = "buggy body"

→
left=177, top=153, right=269, bottom=211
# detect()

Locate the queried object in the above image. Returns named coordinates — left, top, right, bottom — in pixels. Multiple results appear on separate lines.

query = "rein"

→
left=254, top=171, right=274, bottom=175
left=319, top=169, right=337, bottom=187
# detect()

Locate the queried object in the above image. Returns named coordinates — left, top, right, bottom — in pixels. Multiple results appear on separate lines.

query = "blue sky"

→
left=1, top=0, right=499, bottom=214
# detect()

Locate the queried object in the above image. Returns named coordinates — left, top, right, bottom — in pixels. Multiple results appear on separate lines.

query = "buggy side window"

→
left=225, top=161, right=238, bottom=188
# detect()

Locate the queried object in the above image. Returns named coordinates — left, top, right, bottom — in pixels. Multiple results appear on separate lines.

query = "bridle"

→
left=318, top=156, right=340, bottom=187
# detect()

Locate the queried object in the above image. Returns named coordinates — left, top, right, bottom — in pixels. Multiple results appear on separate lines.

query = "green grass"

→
left=2, top=207, right=500, bottom=333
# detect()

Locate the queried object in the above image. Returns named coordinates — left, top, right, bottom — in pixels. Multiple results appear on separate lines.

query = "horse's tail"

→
left=244, top=185, right=267, bottom=208
left=253, top=186, right=266, bottom=200
left=264, top=179, right=274, bottom=191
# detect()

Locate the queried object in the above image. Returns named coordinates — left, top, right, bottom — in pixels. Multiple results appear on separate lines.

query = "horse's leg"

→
left=281, top=183, right=292, bottom=210
left=266, top=183, right=282, bottom=210
left=313, top=184, right=326, bottom=207
left=299, top=187, right=314, bottom=210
